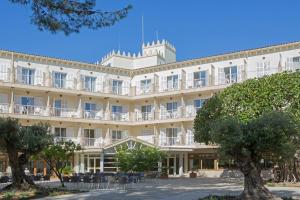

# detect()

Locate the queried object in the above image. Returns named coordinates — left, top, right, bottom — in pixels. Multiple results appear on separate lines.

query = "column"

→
left=180, top=94, right=185, bottom=117
left=10, top=52, right=15, bottom=83
left=167, top=157, right=169, bottom=175
left=173, top=156, right=176, bottom=176
left=9, top=90, right=14, bottom=113
left=46, top=93, right=50, bottom=116
left=80, top=154, right=84, bottom=173
left=200, top=159, right=203, bottom=170
left=153, top=125, right=158, bottom=145
left=180, top=123, right=186, bottom=145
left=100, top=153, right=104, bottom=172
left=184, top=153, right=188, bottom=173
left=77, top=95, right=82, bottom=118
left=214, top=159, right=219, bottom=170
left=33, top=160, right=37, bottom=176
left=189, top=158, right=193, bottom=171
left=104, top=127, right=110, bottom=145
left=43, top=160, right=47, bottom=175
left=153, top=98, right=158, bottom=120
left=73, top=153, right=79, bottom=173
left=179, top=153, right=183, bottom=176
left=105, top=98, right=110, bottom=120
left=77, top=126, right=82, bottom=146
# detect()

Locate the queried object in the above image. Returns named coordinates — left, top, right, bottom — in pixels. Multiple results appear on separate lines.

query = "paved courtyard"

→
left=40, top=178, right=300, bottom=200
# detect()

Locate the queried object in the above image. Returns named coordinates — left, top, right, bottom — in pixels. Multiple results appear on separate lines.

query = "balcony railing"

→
left=286, top=62, right=300, bottom=71
left=0, top=71, right=10, bottom=82
left=160, top=110, right=182, bottom=120
left=83, top=110, right=103, bottom=120
left=111, top=112, right=129, bottom=121
left=16, top=75, right=44, bottom=86
left=14, top=104, right=47, bottom=116
left=52, top=107, right=79, bottom=118
left=54, top=136, right=79, bottom=144
left=0, top=103, right=9, bottom=113
left=136, top=85, right=154, bottom=95
left=159, top=136, right=180, bottom=146
left=137, top=135, right=156, bottom=144
left=136, top=112, right=154, bottom=121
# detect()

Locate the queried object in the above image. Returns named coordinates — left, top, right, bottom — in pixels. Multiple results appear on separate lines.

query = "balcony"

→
left=160, top=110, right=182, bottom=120
left=81, top=137, right=104, bottom=148
left=111, top=112, right=129, bottom=121
left=0, top=103, right=9, bottom=113
left=136, top=85, right=155, bottom=96
left=54, top=136, right=79, bottom=143
left=16, top=74, right=44, bottom=86
left=52, top=107, right=79, bottom=118
left=0, top=71, right=10, bottom=82
left=83, top=110, right=103, bottom=120
left=286, top=62, right=300, bottom=71
left=136, top=112, right=154, bottom=121
left=14, top=104, right=47, bottom=116
left=159, top=136, right=180, bottom=146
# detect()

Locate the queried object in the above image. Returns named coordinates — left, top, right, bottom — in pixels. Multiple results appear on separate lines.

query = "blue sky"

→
left=0, top=0, right=300, bottom=63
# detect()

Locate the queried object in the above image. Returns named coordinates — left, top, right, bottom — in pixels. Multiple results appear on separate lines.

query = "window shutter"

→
left=35, top=69, right=43, bottom=86
left=96, top=76, right=103, bottom=92
left=16, top=66, right=22, bottom=83
left=218, top=68, right=225, bottom=84
left=159, top=128, right=166, bottom=146
left=237, top=65, right=244, bottom=82
left=187, top=72, right=193, bottom=89
left=96, top=103, right=103, bottom=119
left=66, top=74, right=74, bottom=89
left=122, top=80, right=129, bottom=95
left=0, top=64, right=8, bottom=81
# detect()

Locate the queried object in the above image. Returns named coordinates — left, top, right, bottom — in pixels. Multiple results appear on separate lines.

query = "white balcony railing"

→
left=160, top=110, right=182, bottom=120
left=52, top=107, right=79, bottom=118
left=136, top=85, right=154, bottom=95
left=14, top=104, right=47, bottom=116
left=137, top=135, right=156, bottom=144
left=83, top=110, right=103, bottom=119
left=0, top=103, right=9, bottom=113
left=159, top=136, right=180, bottom=146
left=136, top=112, right=154, bottom=121
left=111, top=112, right=129, bottom=121
left=0, top=72, right=10, bottom=82
left=54, top=136, right=79, bottom=144
left=286, top=62, right=300, bottom=71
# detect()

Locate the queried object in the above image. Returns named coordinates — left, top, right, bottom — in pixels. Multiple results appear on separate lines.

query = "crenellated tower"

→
left=100, top=39, right=176, bottom=69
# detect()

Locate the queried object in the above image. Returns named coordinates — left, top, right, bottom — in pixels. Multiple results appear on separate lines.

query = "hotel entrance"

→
left=84, top=154, right=101, bottom=173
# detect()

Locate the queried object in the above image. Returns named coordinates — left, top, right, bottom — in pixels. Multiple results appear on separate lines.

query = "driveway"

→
left=39, top=178, right=300, bottom=200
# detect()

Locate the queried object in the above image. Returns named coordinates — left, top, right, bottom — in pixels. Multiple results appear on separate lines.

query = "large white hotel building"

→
left=0, top=40, right=299, bottom=176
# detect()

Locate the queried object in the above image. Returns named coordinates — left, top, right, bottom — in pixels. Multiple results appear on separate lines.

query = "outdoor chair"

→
left=63, top=176, right=70, bottom=183
left=117, top=176, right=127, bottom=190
left=83, top=175, right=92, bottom=190
left=34, top=174, right=42, bottom=181
left=70, top=175, right=81, bottom=189
left=92, top=175, right=101, bottom=189
left=0, top=176, right=9, bottom=183
left=43, top=174, right=50, bottom=181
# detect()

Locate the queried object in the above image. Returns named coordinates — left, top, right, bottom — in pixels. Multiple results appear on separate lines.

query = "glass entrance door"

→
left=84, top=154, right=101, bottom=173
left=168, top=157, right=176, bottom=175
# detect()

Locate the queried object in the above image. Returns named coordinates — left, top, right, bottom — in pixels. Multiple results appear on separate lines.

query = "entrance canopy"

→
left=103, top=136, right=156, bottom=154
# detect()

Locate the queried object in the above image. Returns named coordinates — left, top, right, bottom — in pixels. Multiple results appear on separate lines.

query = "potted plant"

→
left=189, top=167, right=197, bottom=178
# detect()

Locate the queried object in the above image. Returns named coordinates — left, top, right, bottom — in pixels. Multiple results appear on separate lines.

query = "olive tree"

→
left=0, top=118, right=52, bottom=189
left=38, top=140, right=81, bottom=187
left=194, top=72, right=300, bottom=200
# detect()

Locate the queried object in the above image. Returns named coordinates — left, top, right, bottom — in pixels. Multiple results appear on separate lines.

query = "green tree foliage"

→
left=38, top=140, right=81, bottom=187
left=0, top=118, right=52, bottom=189
left=194, top=72, right=300, bottom=200
left=8, top=0, right=132, bottom=35
left=115, top=146, right=166, bottom=173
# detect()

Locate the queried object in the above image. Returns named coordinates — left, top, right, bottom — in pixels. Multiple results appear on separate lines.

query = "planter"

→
left=189, top=172, right=197, bottom=178
left=160, top=173, right=169, bottom=179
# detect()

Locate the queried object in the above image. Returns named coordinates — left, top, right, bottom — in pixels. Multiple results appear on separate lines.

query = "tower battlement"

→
left=100, top=39, right=176, bottom=69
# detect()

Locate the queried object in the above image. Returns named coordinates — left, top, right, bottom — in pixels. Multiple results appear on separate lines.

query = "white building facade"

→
left=0, top=40, right=300, bottom=176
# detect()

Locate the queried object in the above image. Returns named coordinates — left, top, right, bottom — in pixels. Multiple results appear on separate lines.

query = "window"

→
left=293, top=56, right=300, bottom=63
left=20, top=97, right=34, bottom=114
left=141, top=105, right=152, bottom=120
left=257, top=62, right=270, bottom=78
left=112, top=80, right=122, bottom=95
left=193, top=71, right=207, bottom=87
left=112, top=130, right=122, bottom=141
left=53, top=72, right=66, bottom=88
left=54, top=127, right=66, bottom=138
left=84, top=103, right=96, bottom=118
left=21, top=68, right=35, bottom=85
left=54, top=100, right=63, bottom=116
left=84, top=129, right=95, bottom=146
left=140, top=79, right=151, bottom=93
left=166, top=102, right=178, bottom=112
left=84, top=76, right=96, bottom=92
left=194, top=99, right=205, bottom=111
left=167, top=75, right=179, bottom=90
left=224, top=66, right=237, bottom=83
left=84, top=129, right=95, bottom=139
left=166, top=128, right=178, bottom=145
left=112, top=105, right=122, bottom=113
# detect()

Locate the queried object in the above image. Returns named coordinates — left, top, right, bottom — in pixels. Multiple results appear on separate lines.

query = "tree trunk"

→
left=6, top=149, right=35, bottom=189
left=240, top=161, right=281, bottom=200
